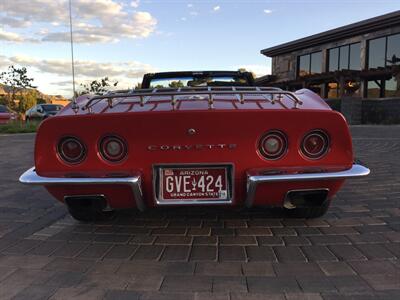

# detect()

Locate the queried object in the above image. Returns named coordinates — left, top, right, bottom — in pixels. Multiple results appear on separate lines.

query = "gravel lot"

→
left=0, top=126, right=399, bottom=299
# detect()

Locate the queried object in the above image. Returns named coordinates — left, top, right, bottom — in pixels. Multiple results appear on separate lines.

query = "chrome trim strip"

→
left=245, top=164, right=370, bottom=208
left=19, top=167, right=145, bottom=211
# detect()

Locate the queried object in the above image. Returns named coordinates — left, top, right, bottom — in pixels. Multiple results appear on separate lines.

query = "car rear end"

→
left=0, top=105, right=14, bottom=124
left=20, top=87, right=369, bottom=221
left=0, top=113, right=10, bottom=125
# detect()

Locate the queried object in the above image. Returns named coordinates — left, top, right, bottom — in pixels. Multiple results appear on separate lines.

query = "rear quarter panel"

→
left=35, top=110, right=353, bottom=173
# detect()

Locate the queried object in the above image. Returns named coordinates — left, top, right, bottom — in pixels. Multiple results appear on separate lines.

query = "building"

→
left=41, top=94, right=70, bottom=106
left=257, top=11, right=400, bottom=124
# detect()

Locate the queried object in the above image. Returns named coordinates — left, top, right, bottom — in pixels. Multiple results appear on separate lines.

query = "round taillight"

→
left=259, top=130, right=287, bottom=160
left=58, top=137, right=86, bottom=164
left=99, top=136, right=127, bottom=163
left=301, top=130, right=329, bottom=159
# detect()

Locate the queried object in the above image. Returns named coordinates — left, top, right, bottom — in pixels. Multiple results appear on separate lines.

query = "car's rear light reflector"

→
left=259, top=130, right=287, bottom=160
left=57, top=137, right=86, bottom=164
left=301, top=130, right=329, bottom=159
left=99, top=135, right=127, bottom=163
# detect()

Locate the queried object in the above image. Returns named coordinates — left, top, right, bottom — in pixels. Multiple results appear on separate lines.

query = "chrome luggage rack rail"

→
left=81, top=86, right=303, bottom=111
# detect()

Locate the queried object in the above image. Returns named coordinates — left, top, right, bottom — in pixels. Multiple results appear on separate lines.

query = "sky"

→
left=1, top=0, right=400, bottom=97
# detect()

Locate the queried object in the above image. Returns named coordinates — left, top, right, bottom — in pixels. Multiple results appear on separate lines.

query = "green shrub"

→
left=0, top=120, right=39, bottom=134
left=17, top=90, right=37, bottom=113
left=0, top=96, right=6, bottom=106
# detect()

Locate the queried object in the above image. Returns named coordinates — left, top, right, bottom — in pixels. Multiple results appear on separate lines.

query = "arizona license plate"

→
left=159, top=166, right=229, bottom=201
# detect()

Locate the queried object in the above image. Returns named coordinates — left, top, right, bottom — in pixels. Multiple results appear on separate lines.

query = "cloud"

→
left=2, top=0, right=68, bottom=24
left=0, top=16, right=31, bottom=28
left=130, top=0, right=140, bottom=8
left=0, top=55, right=11, bottom=68
left=233, top=64, right=271, bottom=78
left=0, top=29, right=25, bottom=42
left=213, top=5, right=220, bottom=12
left=187, top=4, right=193, bottom=8
left=6, top=55, right=156, bottom=78
left=0, top=0, right=157, bottom=44
left=0, top=54, right=157, bottom=95
left=41, top=11, right=156, bottom=43
left=49, top=79, right=74, bottom=87
left=263, top=9, right=273, bottom=14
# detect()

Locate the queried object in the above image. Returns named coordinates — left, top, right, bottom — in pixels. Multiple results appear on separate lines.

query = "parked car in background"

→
left=25, top=104, right=63, bottom=122
left=0, top=105, right=16, bottom=124
left=20, top=71, right=370, bottom=222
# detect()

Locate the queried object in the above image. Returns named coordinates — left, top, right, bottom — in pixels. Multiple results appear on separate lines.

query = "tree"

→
left=238, top=68, right=256, bottom=80
left=79, top=77, right=118, bottom=95
left=169, top=80, right=185, bottom=88
left=0, top=96, right=6, bottom=106
left=0, top=65, right=36, bottom=109
left=18, top=90, right=37, bottom=113
left=37, top=98, right=47, bottom=104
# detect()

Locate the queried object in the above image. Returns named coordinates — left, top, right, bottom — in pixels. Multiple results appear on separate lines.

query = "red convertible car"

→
left=20, top=71, right=369, bottom=221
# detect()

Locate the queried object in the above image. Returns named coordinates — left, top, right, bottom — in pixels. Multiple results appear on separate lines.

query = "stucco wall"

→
left=362, top=98, right=400, bottom=124
left=325, top=98, right=400, bottom=124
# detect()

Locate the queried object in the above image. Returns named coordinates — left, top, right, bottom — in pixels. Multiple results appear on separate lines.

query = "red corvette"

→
left=20, top=71, right=369, bottom=221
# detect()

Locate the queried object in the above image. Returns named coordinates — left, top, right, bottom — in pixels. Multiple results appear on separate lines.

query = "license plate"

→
left=159, top=166, right=229, bottom=201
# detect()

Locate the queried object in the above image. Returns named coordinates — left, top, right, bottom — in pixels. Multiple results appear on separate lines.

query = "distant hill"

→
left=0, top=84, right=70, bottom=105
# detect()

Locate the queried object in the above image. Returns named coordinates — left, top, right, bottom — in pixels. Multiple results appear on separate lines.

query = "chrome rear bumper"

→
left=20, top=164, right=369, bottom=211
left=19, top=167, right=145, bottom=211
left=245, top=164, right=370, bottom=207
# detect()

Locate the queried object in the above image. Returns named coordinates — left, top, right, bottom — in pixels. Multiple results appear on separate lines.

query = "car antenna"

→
left=68, top=0, right=78, bottom=113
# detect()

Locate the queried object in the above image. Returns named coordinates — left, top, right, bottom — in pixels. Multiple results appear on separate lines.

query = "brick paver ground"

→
left=0, top=125, right=399, bottom=299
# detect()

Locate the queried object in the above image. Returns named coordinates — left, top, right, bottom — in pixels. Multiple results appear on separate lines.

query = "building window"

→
left=298, top=55, right=310, bottom=77
left=328, top=42, right=361, bottom=71
left=368, top=37, right=386, bottom=68
left=326, top=82, right=339, bottom=98
left=366, top=76, right=400, bottom=98
left=297, top=51, right=322, bottom=77
left=308, top=84, right=323, bottom=96
left=367, top=80, right=382, bottom=98
left=368, top=33, right=400, bottom=68
left=310, top=52, right=322, bottom=74
left=339, top=46, right=349, bottom=70
left=387, top=34, right=400, bottom=66
left=385, top=76, right=400, bottom=97
left=349, top=43, right=361, bottom=70
left=328, top=48, right=339, bottom=72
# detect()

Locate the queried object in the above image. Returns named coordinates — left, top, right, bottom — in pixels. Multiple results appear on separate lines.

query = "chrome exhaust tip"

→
left=64, top=194, right=111, bottom=212
left=283, top=197, right=297, bottom=209
left=284, top=189, right=329, bottom=209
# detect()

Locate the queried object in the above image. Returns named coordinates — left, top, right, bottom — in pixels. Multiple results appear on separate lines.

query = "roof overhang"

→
left=261, top=10, right=400, bottom=57
left=261, top=66, right=399, bottom=87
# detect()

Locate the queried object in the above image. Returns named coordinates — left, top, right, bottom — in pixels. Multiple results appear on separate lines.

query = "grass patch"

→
left=0, top=120, right=39, bottom=134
